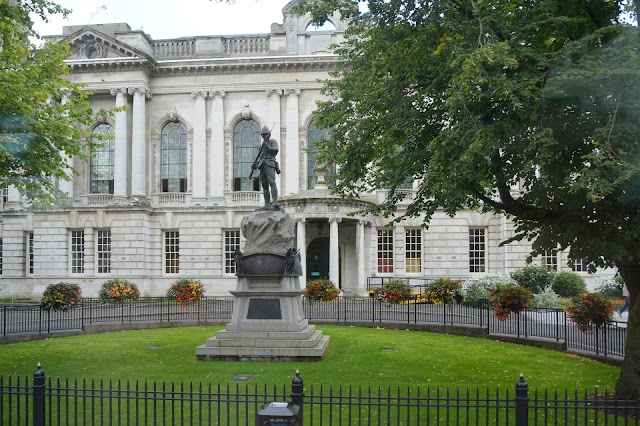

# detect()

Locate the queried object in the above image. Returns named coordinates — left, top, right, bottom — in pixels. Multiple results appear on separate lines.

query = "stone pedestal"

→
left=196, top=209, right=329, bottom=361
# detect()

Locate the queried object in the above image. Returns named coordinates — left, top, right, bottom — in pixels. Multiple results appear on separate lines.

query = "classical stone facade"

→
left=0, top=1, right=611, bottom=299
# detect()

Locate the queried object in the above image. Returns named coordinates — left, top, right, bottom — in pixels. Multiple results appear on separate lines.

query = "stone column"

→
left=191, top=91, right=208, bottom=201
left=129, top=86, right=151, bottom=199
left=110, top=88, right=129, bottom=200
left=296, top=218, right=307, bottom=288
left=58, top=92, right=74, bottom=200
left=329, top=218, right=341, bottom=285
left=209, top=90, right=226, bottom=199
left=356, top=219, right=366, bottom=295
left=266, top=89, right=282, bottom=196
left=283, top=88, right=300, bottom=196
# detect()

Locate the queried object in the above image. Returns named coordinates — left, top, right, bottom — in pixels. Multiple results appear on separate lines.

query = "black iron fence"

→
left=2, top=365, right=638, bottom=425
left=0, top=296, right=627, bottom=357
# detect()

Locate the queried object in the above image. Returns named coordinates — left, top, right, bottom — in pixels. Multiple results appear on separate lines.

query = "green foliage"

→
left=594, top=276, right=623, bottom=299
left=0, top=0, right=106, bottom=206
left=426, top=278, right=463, bottom=303
left=510, top=265, right=556, bottom=294
left=532, top=286, right=562, bottom=309
left=565, top=292, right=614, bottom=332
left=490, top=284, right=533, bottom=321
left=305, top=279, right=340, bottom=302
left=463, top=274, right=512, bottom=301
left=167, top=279, right=205, bottom=306
left=374, top=278, right=412, bottom=304
left=99, top=279, right=140, bottom=303
left=40, top=282, right=81, bottom=311
left=552, top=271, right=587, bottom=298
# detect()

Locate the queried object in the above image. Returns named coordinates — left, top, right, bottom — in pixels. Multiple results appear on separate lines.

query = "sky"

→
left=33, top=0, right=294, bottom=40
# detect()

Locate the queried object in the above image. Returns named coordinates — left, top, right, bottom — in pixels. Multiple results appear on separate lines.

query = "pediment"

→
left=63, top=28, right=148, bottom=61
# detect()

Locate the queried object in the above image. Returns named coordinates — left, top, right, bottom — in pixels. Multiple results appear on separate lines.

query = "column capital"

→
left=282, top=88, right=301, bottom=97
left=110, top=87, right=128, bottom=96
left=296, top=218, right=307, bottom=224
left=209, top=90, right=226, bottom=99
left=266, top=89, right=282, bottom=97
left=191, top=90, right=208, bottom=99
left=128, top=86, right=152, bottom=99
left=329, top=217, right=342, bottom=224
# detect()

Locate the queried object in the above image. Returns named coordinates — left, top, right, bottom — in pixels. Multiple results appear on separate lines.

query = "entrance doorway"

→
left=306, top=237, right=341, bottom=288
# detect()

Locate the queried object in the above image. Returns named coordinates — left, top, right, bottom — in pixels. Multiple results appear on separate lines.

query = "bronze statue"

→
left=251, top=125, right=280, bottom=210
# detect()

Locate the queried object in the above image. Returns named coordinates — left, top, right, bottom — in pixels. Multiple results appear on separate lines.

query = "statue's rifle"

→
left=248, top=123, right=275, bottom=179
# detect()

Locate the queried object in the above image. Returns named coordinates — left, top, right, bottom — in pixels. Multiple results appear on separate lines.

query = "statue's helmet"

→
left=260, top=126, right=270, bottom=135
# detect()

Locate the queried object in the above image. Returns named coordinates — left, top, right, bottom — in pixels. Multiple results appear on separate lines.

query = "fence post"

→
left=33, top=363, right=46, bottom=426
left=515, top=373, right=529, bottom=426
left=291, top=369, right=304, bottom=424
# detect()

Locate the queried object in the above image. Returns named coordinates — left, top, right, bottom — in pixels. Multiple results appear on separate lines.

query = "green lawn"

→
left=0, top=325, right=619, bottom=391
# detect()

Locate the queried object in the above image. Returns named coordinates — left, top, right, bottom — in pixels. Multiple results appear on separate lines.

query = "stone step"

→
left=213, top=324, right=318, bottom=342
left=195, top=336, right=330, bottom=361
left=204, top=330, right=324, bottom=348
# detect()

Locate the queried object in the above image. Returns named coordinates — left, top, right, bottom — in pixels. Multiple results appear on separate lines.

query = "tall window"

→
left=27, top=232, right=34, bottom=275
left=161, top=122, right=188, bottom=192
left=541, top=250, right=558, bottom=271
left=70, top=230, right=84, bottom=274
left=89, top=123, right=115, bottom=194
left=96, top=229, right=111, bottom=274
left=469, top=228, right=486, bottom=273
left=224, top=230, right=241, bottom=274
left=0, top=238, right=3, bottom=275
left=232, top=120, right=261, bottom=191
left=377, top=229, right=394, bottom=274
left=2, top=188, right=8, bottom=204
left=307, top=120, right=333, bottom=189
left=164, top=231, right=179, bottom=274
left=571, top=258, right=588, bottom=272
left=405, top=228, right=422, bottom=274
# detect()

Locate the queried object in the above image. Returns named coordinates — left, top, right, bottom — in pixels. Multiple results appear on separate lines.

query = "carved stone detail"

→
left=282, top=88, right=301, bottom=97
left=79, top=41, right=108, bottom=59
left=209, top=90, right=226, bottom=99
left=241, top=104, right=252, bottom=119
left=167, top=106, right=179, bottom=122
left=191, top=91, right=208, bottom=99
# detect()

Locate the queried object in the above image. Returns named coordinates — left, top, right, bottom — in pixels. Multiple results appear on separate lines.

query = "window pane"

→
left=97, top=230, right=111, bottom=274
left=405, top=229, right=422, bottom=274
left=89, top=123, right=115, bottom=194
left=224, top=230, right=241, bottom=274
left=161, top=123, right=188, bottom=193
left=232, top=120, right=261, bottom=191
left=469, top=228, right=486, bottom=273
left=164, top=231, right=179, bottom=273
left=377, top=229, right=394, bottom=274
left=71, top=230, right=85, bottom=274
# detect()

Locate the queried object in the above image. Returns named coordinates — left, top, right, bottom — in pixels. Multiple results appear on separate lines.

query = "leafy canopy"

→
left=0, top=0, right=100, bottom=206
left=296, top=0, right=640, bottom=271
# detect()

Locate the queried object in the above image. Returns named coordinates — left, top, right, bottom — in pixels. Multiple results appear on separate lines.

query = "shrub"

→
left=510, top=265, right=556, bottom=293
left=427, top=278, right=463, bottom=304
left=552, top=271, right=587, bottom=298
left=594, top=276, right=623, bottom=300
left=167, top=279, right=205, bottom=307
left=99, top=279, right=140, bottom=303
left=305, top=279, right=339, bottom=302
left=374, top=279, right=412, bottom=304
left=532, top=286, right=561, bottom=309
left=464, top=274, right=512, bottom=301
left=40, top=282, right=82, bottom=312
left=565, top=292, right=614, bottom=332
left=490, top=284, right=533, bottom=321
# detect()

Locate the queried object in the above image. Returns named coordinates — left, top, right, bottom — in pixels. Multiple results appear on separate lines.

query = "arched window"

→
left=161, top=122, right=188, bottom=192
left=89, top=123, right=115, bottom=194
left=307, top=120, right=333, bottom=189
left=232, top=119, right=261, bottom=191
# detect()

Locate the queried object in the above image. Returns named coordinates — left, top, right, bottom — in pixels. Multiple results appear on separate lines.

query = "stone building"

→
left=0, top=1, right=607, bottom=299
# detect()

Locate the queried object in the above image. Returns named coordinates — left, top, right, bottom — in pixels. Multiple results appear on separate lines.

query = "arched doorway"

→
left=306, top=237, right=341, bottom=288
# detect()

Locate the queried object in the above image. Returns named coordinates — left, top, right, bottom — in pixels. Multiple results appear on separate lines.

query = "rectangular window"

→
left=0, top=238, right=3, bottom=275
left=96, top=229, right=111, bottom=274
left=469, top=228, right=486, bottom=273
left=224, top=230, right=241, bottom=274
left=70, top=230, right=85, bottom=274
left=2, top=188, right=7, bottom=204
left=571, top=258, right=588, bottom=272
left=164, top=231, right=179, bottom=274
left=541, top=250, right=558, bottom=271
left=405, top=228, right=422, bottom=274
left=377, top=229, right=394, bottom=274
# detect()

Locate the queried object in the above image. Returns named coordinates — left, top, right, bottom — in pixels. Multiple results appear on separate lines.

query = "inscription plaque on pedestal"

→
left=247, top=298, right=282, bottom=319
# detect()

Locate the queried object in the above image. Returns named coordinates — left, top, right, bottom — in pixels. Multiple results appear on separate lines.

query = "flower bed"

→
left=305, top=279, right=339, bottom=302
left=374, top=279, right=412, bottom=304
left=565, top=292, right=614, bottom=332
left=99, top=279, right=140, bottom=303
left=167, top=279, right=205, bottom=307
left=426, top=278, right=463, bottom=304
left=40, top=282, right=82, bottom=312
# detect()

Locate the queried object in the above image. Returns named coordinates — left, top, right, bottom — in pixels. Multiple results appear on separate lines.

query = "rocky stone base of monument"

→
left=195, top=276, right=329, bottom=361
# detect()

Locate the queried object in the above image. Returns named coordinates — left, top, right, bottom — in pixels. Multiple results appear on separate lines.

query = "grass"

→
left=0, top=325, right=620, bottom=391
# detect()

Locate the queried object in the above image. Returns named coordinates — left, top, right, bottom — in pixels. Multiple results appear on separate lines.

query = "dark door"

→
left=306, top=237, right=335, bottom=286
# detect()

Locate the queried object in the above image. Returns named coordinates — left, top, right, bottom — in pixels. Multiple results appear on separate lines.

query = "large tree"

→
left=0, top=0, right=97, bottom=206
left=296, top=0, right=640, bottom=398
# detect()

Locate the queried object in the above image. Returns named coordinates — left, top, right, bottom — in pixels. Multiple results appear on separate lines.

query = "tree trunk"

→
left=614, top=262, right=640, bottom=400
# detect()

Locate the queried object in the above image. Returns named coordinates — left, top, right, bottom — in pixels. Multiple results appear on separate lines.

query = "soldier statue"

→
left=251, top=126, right=280, bottom=210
